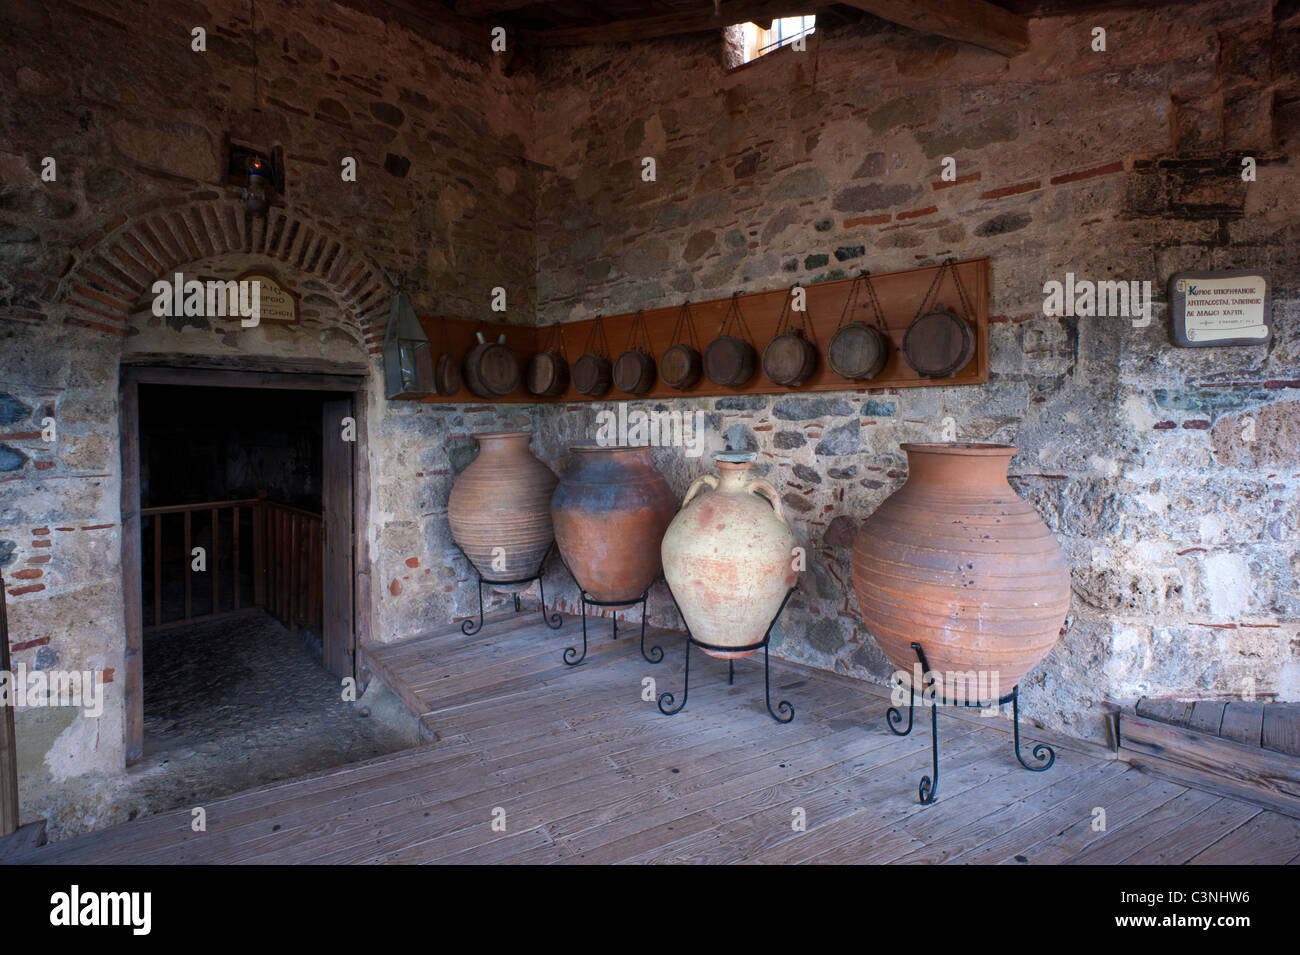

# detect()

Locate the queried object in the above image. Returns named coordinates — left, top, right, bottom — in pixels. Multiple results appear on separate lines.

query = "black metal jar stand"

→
left=460, top=542, right=563, bottom=636
left=886, top=641, right=1054, bottom=805
left=657, top=586, right=796, bottom=724
left=562, top=587, right=663, bottom=667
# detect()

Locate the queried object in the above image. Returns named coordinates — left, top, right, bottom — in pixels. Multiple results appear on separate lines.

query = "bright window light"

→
left=736, top=15, right=816, bottom=65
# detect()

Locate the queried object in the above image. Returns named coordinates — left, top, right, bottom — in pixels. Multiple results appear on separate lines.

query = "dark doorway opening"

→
left=113, top=367, right=412, bottom=820
left=138, top=385, right=326, bottom=639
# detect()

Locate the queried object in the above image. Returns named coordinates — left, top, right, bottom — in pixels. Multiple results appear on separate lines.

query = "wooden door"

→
left=120, top=374, right=145, bottom=764
left=321, top=398, right=355, bottom=679
left=1, top=571, right=19, bottom=835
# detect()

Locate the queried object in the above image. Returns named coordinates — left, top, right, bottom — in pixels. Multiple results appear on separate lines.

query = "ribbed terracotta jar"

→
left=662, top=453, right=799, bottom=659
left=851, top=443, right=1070, bottom=702
left=448, top=431, right=558, bottom=582
left=551, top=445, right=677, bottom=605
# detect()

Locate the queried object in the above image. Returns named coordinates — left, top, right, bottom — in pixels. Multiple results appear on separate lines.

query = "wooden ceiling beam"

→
left=334, top=0, right=485, bottom=57
left=519, top=1, right=827, bottom=47
left=835, top=0, right=1028, bottom=56
left=453, top=0, right=538, bottom=16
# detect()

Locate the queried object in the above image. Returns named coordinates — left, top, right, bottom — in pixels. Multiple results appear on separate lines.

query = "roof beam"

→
left=520, top=1, right=825, bottom=47
left=836, top=0, right=1028, bottom=56
left=334, top=0, right=484, bottom=57
left=453, top=0, right=538, bottom=16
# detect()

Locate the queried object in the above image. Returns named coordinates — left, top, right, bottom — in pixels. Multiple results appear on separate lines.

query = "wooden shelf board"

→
left=402, top=257, right=990, bottom=404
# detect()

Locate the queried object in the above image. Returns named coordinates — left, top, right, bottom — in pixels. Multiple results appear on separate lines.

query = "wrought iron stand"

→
left=886, top=641, right=1054, bottom=805
left=657, top=587, right=796, bottom=724
left=460, top=542, right=563, bottom=636
left=563, top=587, right=662, bottom=667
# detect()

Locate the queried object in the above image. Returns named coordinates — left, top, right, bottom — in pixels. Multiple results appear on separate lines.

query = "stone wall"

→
left=0, top=0, right=534, bottom=834
left=2, top=0, right=1298, bottom=836
left=528, top=1, right=1300, bottom=742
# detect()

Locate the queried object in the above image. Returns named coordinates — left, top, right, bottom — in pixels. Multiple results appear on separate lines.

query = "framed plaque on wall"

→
left=1169, top=270, right=1271, bottom=347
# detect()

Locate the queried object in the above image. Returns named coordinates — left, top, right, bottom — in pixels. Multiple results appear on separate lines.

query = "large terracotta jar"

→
left=551, top=445, right=677, bottom=605
left=851, top=443, right=1070, bottom=702
left=661, top=452, right=799, bottom=659
left=448, top=431, right=558, bottom=582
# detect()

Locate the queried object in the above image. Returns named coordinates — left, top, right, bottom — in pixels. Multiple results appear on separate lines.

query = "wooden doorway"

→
left=118, top=365, right=371, bottom=765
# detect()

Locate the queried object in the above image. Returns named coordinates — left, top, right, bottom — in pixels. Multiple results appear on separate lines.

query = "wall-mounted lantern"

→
left=243, top=155, right=269, bottom=217
left=383, top=286, right=434, bottom=398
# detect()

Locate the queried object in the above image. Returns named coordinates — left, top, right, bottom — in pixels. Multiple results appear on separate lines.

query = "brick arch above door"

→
left=58, top=198, right=393, bottom=354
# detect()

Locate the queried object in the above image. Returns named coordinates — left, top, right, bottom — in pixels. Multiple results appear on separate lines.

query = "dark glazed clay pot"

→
left=448, top=431, right=557, bottom=582
left=551, top=445, right=677, bottom=605
left=851, top=443, right=1071, bottom=703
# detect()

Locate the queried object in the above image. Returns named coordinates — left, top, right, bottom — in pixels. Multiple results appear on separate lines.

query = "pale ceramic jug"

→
left=661, top=452, right=798, bottom=658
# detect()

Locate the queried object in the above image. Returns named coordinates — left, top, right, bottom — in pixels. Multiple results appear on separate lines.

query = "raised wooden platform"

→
left=1119, top=698, right=1300, bottom=820
left=9, top=612, right=1300, bottom=864
left=1133, top=697, right=1300, bottom=755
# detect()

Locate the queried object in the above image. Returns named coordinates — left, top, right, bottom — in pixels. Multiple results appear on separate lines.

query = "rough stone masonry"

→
left=0, top=0, right=1297, bottom=835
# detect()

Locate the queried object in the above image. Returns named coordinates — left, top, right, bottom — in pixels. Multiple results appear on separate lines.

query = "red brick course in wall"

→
left=830, top=161, right=1123, bottom=235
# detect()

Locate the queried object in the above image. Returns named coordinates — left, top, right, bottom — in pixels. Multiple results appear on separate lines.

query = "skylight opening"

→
left=734, top=15, right=816, bottom=65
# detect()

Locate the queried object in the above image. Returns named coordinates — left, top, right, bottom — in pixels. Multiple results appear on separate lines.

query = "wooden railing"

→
left=262, top=499, right=324, bottom=634
left=141, top=493, right=323, bottom=634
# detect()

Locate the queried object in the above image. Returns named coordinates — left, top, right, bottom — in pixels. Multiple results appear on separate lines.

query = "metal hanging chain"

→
left=582, top=316, right=610, bottom=358
left=950, top=261, right=976, bottom=323
left=718, top=292, right=755, bottom=344
left=773, top=284, right=816, bottom=343
left=623, top=311, right=653, bottom=354
left=912, top=259, right=975, bottom=324
left=540, top=321, right=567, bottom=358
left=838, top=271, right=886, bottom=332
left=670, top=301, right=701, bottom=350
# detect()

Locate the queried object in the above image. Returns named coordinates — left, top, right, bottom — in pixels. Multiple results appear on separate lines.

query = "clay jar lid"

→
left=714, top=451, right=757, bottom=464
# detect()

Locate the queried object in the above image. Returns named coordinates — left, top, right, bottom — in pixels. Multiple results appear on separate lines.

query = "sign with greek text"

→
left=1169, top=270, right=1270, bottom=347
left=238, top=270, right=299, bottom=325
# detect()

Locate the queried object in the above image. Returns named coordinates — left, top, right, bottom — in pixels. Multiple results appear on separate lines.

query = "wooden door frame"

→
left=118, top=363, right=372, bottom=765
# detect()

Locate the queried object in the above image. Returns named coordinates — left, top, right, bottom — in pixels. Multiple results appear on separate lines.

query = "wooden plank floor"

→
left=10, top=610, right=1300, bottom=864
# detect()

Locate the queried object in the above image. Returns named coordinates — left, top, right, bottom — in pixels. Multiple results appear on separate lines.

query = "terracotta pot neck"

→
left=715, top=460, right=752, bottom=490
left=714, top=453, right=756, bottom=491
left=474, top=430, right=531, bottom=456
left=901, top=442, right=1014, bottom=492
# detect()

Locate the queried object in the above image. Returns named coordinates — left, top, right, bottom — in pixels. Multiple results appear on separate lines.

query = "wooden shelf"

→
left=405, top=257, right=989, bottom=404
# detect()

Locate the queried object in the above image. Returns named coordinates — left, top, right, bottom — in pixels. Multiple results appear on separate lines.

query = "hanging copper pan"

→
left=828, top=272, right=890, bottom=380
left=903, top=306, right=975, bottom=377
left=432, top=317, right=461, bottom=396
left=613, top=311, right=656, bottom=395
left=703, top=292, right=757, bottom=388
left=762, top=285, right=818, bottom=387
left=660, top=301, right=703, bottom=390
left=526, top=323, right=570, bottom=397
left=572, top=316, right=612, bottom=397
left=901, top=260, right=978, bottom=378
left=464, top=331, right=520, bottom=398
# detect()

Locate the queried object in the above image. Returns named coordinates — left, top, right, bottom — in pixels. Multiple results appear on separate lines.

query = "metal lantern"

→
left=383, top=288, right=434, bottom=398
left=243, top=156, right=269, bottom=217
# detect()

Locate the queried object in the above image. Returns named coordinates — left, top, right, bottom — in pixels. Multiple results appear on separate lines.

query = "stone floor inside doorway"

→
left=23, top=612, right=423, bottom=840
